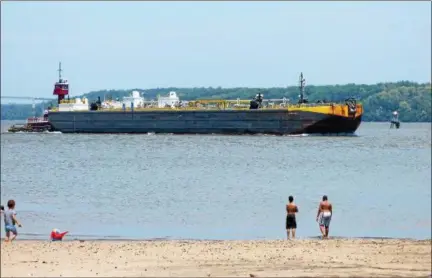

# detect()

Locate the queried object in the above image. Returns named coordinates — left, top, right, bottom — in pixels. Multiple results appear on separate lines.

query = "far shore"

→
left=1, top=238, right=431, bottom=277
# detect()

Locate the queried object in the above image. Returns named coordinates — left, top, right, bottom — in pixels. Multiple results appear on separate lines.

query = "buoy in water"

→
left=50, top=228, right=68, bottom=241
left=390, top=111, right=401, bottom=129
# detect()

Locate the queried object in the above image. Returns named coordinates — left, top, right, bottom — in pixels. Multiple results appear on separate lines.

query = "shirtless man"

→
left=285, top=196, right=299, bottom=239
left=316, top=195, right=332, bottom=239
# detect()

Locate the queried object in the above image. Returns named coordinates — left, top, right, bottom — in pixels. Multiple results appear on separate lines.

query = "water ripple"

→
left=1, top=122, right=430, bottom=240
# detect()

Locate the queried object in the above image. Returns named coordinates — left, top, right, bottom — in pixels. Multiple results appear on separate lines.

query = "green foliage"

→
left=2, top=82, right=431, bottom=122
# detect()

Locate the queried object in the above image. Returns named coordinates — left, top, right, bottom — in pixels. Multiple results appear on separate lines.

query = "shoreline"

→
left=2, top=234, right=432, bottom=242
left=2, top=238, right=431, bottom=277
left=3, top=237, right=432, bottom=243
left=3, top=238, right=432, bottom=242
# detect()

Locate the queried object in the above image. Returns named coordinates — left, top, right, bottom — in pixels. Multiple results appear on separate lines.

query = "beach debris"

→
left=50, top=228, right=68, bottom=241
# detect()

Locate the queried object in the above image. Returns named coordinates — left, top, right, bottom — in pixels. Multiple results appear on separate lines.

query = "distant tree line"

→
left=2, top=81, right=431, bottom=122
left=1, top=103, right=49, bottom=121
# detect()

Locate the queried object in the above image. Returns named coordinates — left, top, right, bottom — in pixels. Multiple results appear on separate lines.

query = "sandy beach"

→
left=1, top=238, right=431, bottom=277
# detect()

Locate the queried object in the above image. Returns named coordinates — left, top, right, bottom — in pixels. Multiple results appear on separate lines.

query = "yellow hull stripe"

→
left=52, top=104, right=363, bottom=118
left=289, top=104, right=363, bottom=118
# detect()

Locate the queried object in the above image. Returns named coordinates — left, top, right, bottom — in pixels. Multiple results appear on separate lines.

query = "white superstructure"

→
left=56, top=90, right=181, bottom=111
left=123, top=91, right=145, bottom=108
left=101, top=90, right=145, bottom=109
left=58, top=97, right=90, bottom=112
left=158, top=91, right=180, bottom=108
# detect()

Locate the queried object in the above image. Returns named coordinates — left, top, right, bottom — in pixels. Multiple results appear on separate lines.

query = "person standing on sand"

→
left=316, top=195, right=332, bottom=239
left=286, top=196, right=299, bottom=239
left=3, top=200, right=22, bottom=242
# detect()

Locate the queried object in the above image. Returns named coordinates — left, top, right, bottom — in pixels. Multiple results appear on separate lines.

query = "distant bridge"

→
left=1, top=96, right=54, bottom=101
left=1, top=96, right=56, bottom=118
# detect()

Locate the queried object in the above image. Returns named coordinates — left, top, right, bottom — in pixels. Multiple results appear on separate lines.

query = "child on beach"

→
left=3, top=200, right=22, bottom=242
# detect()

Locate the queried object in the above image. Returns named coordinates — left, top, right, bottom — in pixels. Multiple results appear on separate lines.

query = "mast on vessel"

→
left=58, top=62, right=62, bottom=81
left=298, top=72, right=306, bottom=104
left=52, top=62, right=69, bottom=104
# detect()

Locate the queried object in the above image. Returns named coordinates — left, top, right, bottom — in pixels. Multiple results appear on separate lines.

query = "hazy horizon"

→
left=1, top=1, right=431, bottom=99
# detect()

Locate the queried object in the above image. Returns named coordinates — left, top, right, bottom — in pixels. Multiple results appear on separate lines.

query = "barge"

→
left=47, top=65, right=363, bottom=135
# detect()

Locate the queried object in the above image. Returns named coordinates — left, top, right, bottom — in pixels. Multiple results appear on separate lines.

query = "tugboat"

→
left=7, top=109, right=53, bottom=133
left=7, top=62, right=68, bottom=133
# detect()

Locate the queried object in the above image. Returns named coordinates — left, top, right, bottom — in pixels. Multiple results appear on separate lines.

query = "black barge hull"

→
left=48, top=109, right=362, bottom=135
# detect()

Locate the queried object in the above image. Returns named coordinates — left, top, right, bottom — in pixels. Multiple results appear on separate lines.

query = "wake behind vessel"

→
left=48, top=65, right=363, bottom=135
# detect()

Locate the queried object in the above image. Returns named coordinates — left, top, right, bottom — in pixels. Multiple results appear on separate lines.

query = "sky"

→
left=1, top=1, right=431, bottom=99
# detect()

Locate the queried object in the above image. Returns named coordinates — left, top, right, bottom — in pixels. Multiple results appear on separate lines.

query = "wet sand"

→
left=1, top=239, right=431, bottom=277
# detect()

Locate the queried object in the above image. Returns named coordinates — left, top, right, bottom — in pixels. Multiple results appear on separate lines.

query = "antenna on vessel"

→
left=299, top=72, right=306, bottom=104
left=58, top=62, right=62, bottom=81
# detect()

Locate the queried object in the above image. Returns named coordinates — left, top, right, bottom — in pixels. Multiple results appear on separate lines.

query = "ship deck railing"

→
left=60, top=99, right=88, bottom=104
left=49, top=100, right=362, bottom=113
left=27, top=117, right=49, bottom=123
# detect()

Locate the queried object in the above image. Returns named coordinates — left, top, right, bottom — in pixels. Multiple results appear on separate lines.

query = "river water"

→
left=0, top=121, right=430, bottom=240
